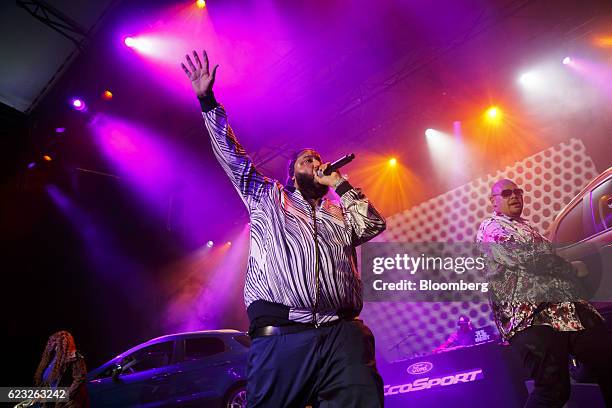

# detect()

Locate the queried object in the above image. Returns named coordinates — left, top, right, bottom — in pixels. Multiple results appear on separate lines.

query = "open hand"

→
left=181, top=50, right=218, bottom=97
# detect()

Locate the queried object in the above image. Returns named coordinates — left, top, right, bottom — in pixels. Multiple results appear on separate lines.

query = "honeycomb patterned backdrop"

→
left=361, top=138, right=599, bottom=362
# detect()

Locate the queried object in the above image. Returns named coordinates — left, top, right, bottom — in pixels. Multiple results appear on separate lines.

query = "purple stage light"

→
left=453, top=121, right=462, bottom=138
left=27, top=162, right=36, bottom=169
left=55, top=127, right=66, bottom=133
left=123, top=36, right=152, bottom=52
left=124, top=36, right=136, bottom=47
left=567, top=58, right=612, bottom=99
left=71, top=98, right=86, bottom=111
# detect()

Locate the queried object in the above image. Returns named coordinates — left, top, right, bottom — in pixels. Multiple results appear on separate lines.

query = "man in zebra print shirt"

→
left=182, top=50, right=386, bottom=407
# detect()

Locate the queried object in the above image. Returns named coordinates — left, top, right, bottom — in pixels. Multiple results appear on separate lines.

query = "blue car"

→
left=87, top=330, right=250, bottom=408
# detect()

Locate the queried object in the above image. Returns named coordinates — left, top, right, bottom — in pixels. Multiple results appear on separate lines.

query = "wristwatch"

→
left=332, top=177, right=347, bottom=190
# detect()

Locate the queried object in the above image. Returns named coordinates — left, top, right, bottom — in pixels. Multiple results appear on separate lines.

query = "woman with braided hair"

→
left=31, top=331, right=89, bottom=407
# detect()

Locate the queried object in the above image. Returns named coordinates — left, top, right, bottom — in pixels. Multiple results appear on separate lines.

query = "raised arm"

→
left=181, top=50, right=272, bottom=210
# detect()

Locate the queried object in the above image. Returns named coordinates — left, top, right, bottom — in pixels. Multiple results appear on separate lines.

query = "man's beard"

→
left=295, top=172, right=329, bottom=200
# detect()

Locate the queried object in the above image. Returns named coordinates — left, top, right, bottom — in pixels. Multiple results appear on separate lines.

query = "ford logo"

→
left=406, top=361, right=433, bottom=375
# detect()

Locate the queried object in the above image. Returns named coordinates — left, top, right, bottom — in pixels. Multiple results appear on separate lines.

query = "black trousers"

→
left=509, top=305, right=612, bottom=407
left=246, top=319, right=384, bottom=408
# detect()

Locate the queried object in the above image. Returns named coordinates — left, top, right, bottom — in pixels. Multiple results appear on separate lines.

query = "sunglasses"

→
left=492, top=188, right=524, bottom=198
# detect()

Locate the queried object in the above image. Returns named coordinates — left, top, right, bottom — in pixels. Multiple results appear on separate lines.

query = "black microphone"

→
left=317, top=153, right=355, bottom=177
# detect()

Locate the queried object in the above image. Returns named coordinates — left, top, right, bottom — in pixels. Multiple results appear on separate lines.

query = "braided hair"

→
left=34, top=331, right=77, bottom=386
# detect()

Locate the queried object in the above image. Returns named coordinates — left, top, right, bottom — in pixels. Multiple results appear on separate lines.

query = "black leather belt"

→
left=251, top=318, right=348, bottom=338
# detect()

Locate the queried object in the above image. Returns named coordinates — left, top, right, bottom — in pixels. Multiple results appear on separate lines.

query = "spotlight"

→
left=102, top=90, right=113, bottom=100
left=71, top=98, right=86, bottom=111
left=562, top=56, right=572, bottom=65
left=486, top=106, right=499, bottom=119
left=484, top=106, right=503, bottom=126
left=27, top=162, right=36, bottom=169
left=425, top=129, right=455, bottom=171
left=196, top=0, right=206, bottom=8
left=519, top=72, right=536, bottom=87
left=594, top=36, right=612, bottom=48
left=453, top=121, right=462, bottom=137
left=55, top=127, right=66, bottom=133
left=43, top=155, right=52, bottom=162
left=388, top=157, right=397, bottom=167
left=123, top=36, right=151, bottom=52
left=226, top=241, right=232, bottom=246
left=206, top=240, right=214, bottom=248
left=124, top=36, right=136, bottom=47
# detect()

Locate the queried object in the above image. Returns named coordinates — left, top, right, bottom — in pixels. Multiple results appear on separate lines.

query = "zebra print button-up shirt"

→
left=202, top=101, right=386, bottom=325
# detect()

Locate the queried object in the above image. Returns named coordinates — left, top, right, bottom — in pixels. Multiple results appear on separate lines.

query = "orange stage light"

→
left=484, top=106, right=502, bottom=126
left=486, top=106, right=498, bottom=118
left=594, top=36, right=612, bottom=48
left=349, top=153, right=424, bottom=216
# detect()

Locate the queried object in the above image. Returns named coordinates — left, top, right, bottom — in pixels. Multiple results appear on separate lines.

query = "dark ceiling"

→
left=0, top=0, right=116, bottom=113
left=3, top=0, right=612, bottom=242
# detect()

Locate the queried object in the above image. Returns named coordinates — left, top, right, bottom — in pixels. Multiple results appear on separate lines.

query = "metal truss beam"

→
left=16, top=0, right=88, bottom=49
